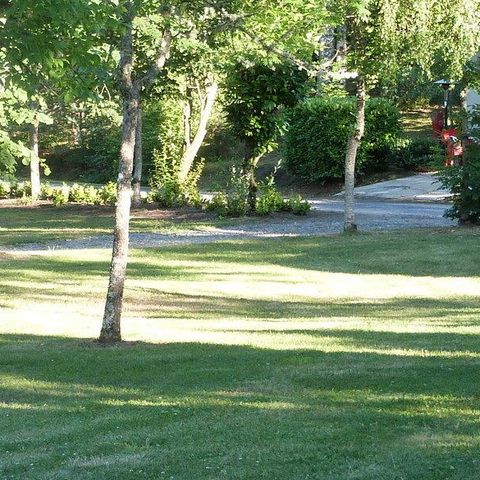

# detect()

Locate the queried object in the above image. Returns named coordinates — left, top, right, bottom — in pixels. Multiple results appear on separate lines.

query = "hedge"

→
left=284, top=96, right=401, bottom=182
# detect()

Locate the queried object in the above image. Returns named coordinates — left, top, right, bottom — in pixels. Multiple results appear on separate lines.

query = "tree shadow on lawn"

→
left=129, top=232, right=480, bottom=278
left=0, top=334, right=479, bottom=480
left=127, top=289, right=480, bottom=323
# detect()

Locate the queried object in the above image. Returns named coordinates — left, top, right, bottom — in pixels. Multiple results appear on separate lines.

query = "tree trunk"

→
left=178, top=82, right=218, bottom=183
left=100, top=94, right=139, bottom=343
left=344, top=77, right=366, bottom=232
left=99, top=0, right=137, bottom=344
left=99, top=0, right=171, bottom=343
left=132, top=102, right=143, bottom=207
left=242, top=137, right=260, bottom=213
left=30, top=121, right=40, bottom=200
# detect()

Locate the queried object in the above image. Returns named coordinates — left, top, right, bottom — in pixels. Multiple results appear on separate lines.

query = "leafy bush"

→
left=51, top=187, right=69, bottom=207
left=0, top=182, right=10, bottom=199
left=148, top=150, right=203, bottom=208
left=207, top=168, right=250, bottom=217
left=40, top=182, right=56, bottom=200
left=68, top=183, right=99, bottom=204
left=10, top=181, right=31, bottom=198
left=283, top=194, right=311, bottom=215
left=438, top=144, right=480, bottom=224
left=97, top=182, right=117, bottom=206
left=256, top=181, right=285, bottom=216
left=285, top=96, right=401, bottom=182
left=391, top=137, right=443, bottom=171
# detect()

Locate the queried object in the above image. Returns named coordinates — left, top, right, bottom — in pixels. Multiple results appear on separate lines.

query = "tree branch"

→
left=136, top=28, right=172, bottom=89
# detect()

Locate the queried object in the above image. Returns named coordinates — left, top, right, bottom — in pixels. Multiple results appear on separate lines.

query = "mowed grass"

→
left=1, top=230, right=480, bottom=479
left=0, top=203, right=232, bottom=246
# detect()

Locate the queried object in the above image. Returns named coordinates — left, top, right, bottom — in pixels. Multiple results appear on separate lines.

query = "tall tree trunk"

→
left=99, top=1, right=137, bottom=344
left=100, top=94, right=139, bottom=343
left=344, top=77, right=365, bottom=232
left=132, top=102, right=143, bottom=207
left=178, top=82, right=218, bottom=183
left=98, top=0, right=171, bottom=343
left=30, top=121, right=40, bottom=200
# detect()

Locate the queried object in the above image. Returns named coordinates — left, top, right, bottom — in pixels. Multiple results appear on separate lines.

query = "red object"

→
left=441, top=128, right=464, bottom=166
left=431, top=110, right=444, bottom=138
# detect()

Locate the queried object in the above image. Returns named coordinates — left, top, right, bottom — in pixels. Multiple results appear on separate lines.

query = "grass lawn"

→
left=1, top=228, right=480, bottom=479
left=0, top=202, right=238, bottom=246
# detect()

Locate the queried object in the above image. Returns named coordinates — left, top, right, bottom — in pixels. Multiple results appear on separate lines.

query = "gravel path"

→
left=3, top=199, right=456, bottom=253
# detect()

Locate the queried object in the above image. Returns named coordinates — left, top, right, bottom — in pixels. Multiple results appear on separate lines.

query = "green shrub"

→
left=283, top=194, right=311, bottom=215
left=207, top=168, right=249, bottom=217
left=40, top=182, right=56, bottom=200
left=0, top=182, right=10, bottom=199
left=10, top=181, right=31, bottom=198
left=51, top=187, right=69, bottom=207
left=438, top=144, right=480, bottom=224
left=391, top=137, right=443, bottom=171
left=256, top=182, right=284, bottom=216
left=68, top=183, right=99, bottom=204
left=97, top=181, right=117, bottom=206
left=285, top=96, right=401, bottom=182
left=148, top=150, right=203, bottom=208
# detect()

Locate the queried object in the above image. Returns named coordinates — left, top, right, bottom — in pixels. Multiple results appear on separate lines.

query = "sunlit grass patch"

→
left=1, top=230, right=480, bottom=479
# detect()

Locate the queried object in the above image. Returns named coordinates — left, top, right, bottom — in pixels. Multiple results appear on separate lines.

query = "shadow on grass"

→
left=1, top=333, right=479, bottom=479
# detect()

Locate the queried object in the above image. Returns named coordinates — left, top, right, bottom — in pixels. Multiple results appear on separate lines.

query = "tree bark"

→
left=100, top=93, right=139, bottom=343
left=344, top=77, right=365, bottom=232
left=132, top=102, right=143, bottom=207
left=99, top=1, right=137, bottom=344
left=178, top=81, right=218, bottom=183
left=29, top=121, right=40, bottom=200
left=99, top=0, right=171, bottom=343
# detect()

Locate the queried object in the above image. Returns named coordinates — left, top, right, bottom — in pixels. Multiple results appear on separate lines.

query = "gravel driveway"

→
left=3, top=199, right=456, bottom=253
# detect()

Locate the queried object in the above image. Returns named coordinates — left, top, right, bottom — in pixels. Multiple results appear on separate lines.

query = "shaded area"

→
left=1, top=334, right=479, bottom=480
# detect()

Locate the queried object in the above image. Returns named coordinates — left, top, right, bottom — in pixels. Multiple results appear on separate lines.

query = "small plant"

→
left=97, top=181, right=117, bottom=206
left=40, top=182, right=56, bottom=200
left=10, top=181, right=32, bottom=198
left=51, top=186, right=69, bottom=206
left=283, top=194, right=311, bottom=215
left=438, top=143, right=480, bottom=224
left=0, top=182, right=10, bottom=199
left=69, top=183, right=99, bottom=204
left=256, top=179, right=284, bottom=216
left=208, top=168, right=250, bottom=217
left=149, top=151, right=203, bottom=208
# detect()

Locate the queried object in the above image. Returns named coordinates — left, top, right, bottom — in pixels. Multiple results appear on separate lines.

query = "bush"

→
left=285, top=96, right=401, bottom=182
left=10, top=181, right=31, bottom=198
left=207, top=168, right=250, bottom=217
left=148, top=150, right=203, bottom=208
left=97, top=182, right=117, bottom=206
left=0, top=182, right=10, bottom=199
left=51, top=187, right=69, bottom=206
left=283, top=194, right=311, bottom=215
left=256, top=180, right=285, bottom=216
left=68, top=183, right=99, bottom=204
left=438, top=144, right=480, bottom=224
left=391, top=137, right=443, bottom=171
left=40, top=182, right=56, bottom=200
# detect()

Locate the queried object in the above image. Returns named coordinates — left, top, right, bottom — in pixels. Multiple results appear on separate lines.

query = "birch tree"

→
left=334, top=0, right=480, bottom=231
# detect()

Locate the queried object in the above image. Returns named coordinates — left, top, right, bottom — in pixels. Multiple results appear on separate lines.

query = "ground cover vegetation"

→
left=1, top=2, right=480, bottom=337
left=1, top=228, right=480, bottom=478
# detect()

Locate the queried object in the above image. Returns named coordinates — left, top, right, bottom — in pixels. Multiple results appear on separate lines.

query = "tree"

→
left=225, top=61, right=308, bottom=211
left=3, top=0, right=330, bottom=342
left=329, top=0, right=480, bottom=231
